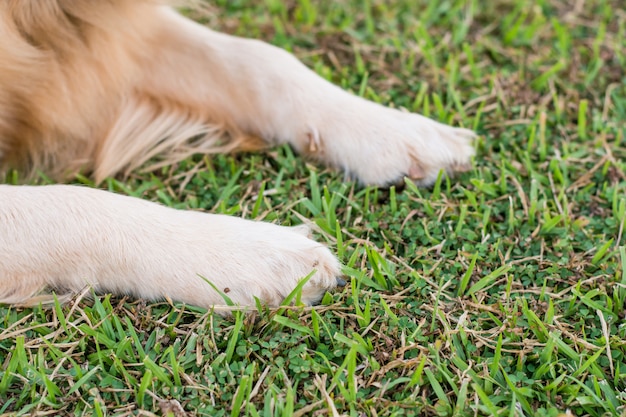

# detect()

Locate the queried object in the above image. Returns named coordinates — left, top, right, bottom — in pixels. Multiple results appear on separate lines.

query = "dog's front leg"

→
left=0, top=185, right=340, bottom=308
left=137, top=7, right=474, bottom=186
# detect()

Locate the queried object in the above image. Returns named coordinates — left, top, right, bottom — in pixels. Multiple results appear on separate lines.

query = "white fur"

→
left=0, top=3, right=475, bottom=309
left=116, top=8, right=475, bottom=186
left=0, top=185, right=340, bottom=308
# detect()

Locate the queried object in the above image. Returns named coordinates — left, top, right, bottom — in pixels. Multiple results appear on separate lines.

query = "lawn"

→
left=1, top=0, right=625, bottom=416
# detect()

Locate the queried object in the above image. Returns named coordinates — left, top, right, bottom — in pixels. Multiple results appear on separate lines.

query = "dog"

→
left=0, top=0, right=475, bottom=309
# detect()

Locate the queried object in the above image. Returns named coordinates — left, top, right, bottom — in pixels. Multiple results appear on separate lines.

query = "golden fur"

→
left=0, top=0, right=474, bottom=308
left=1, top=0, right=255, bottom=181
left=1, top=0, right=474, bottom=185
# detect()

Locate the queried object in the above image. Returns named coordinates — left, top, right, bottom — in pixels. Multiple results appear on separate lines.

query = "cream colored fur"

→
left=0, top=185, right=340, bottom=308
left=0, top=0, right=474, bottom=308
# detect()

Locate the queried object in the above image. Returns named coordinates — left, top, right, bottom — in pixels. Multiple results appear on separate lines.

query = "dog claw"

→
left=408, top=161, right=425, bottom=180
left=455, top=163, right=472, bottom=173
left=307, top=126, right=321, bottom=153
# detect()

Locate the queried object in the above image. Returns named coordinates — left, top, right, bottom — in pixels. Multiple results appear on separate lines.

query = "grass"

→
left=1, top=0, right=626, bottom=415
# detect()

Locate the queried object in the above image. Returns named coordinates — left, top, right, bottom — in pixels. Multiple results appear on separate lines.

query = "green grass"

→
left=2, top=0, right=626, bottom=415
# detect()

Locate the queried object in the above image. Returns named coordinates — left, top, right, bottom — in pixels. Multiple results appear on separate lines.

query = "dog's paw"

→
left=0, top=186, right=343, bottom=310
left=200, top=218, right=343, bottom=307
left=118, top=212, right=344, bottom=309
left=299, top=97, right=475, bottom=187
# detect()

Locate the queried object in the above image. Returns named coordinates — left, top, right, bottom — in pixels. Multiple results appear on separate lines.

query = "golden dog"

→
left=0, top=0, right=474, bottom=308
